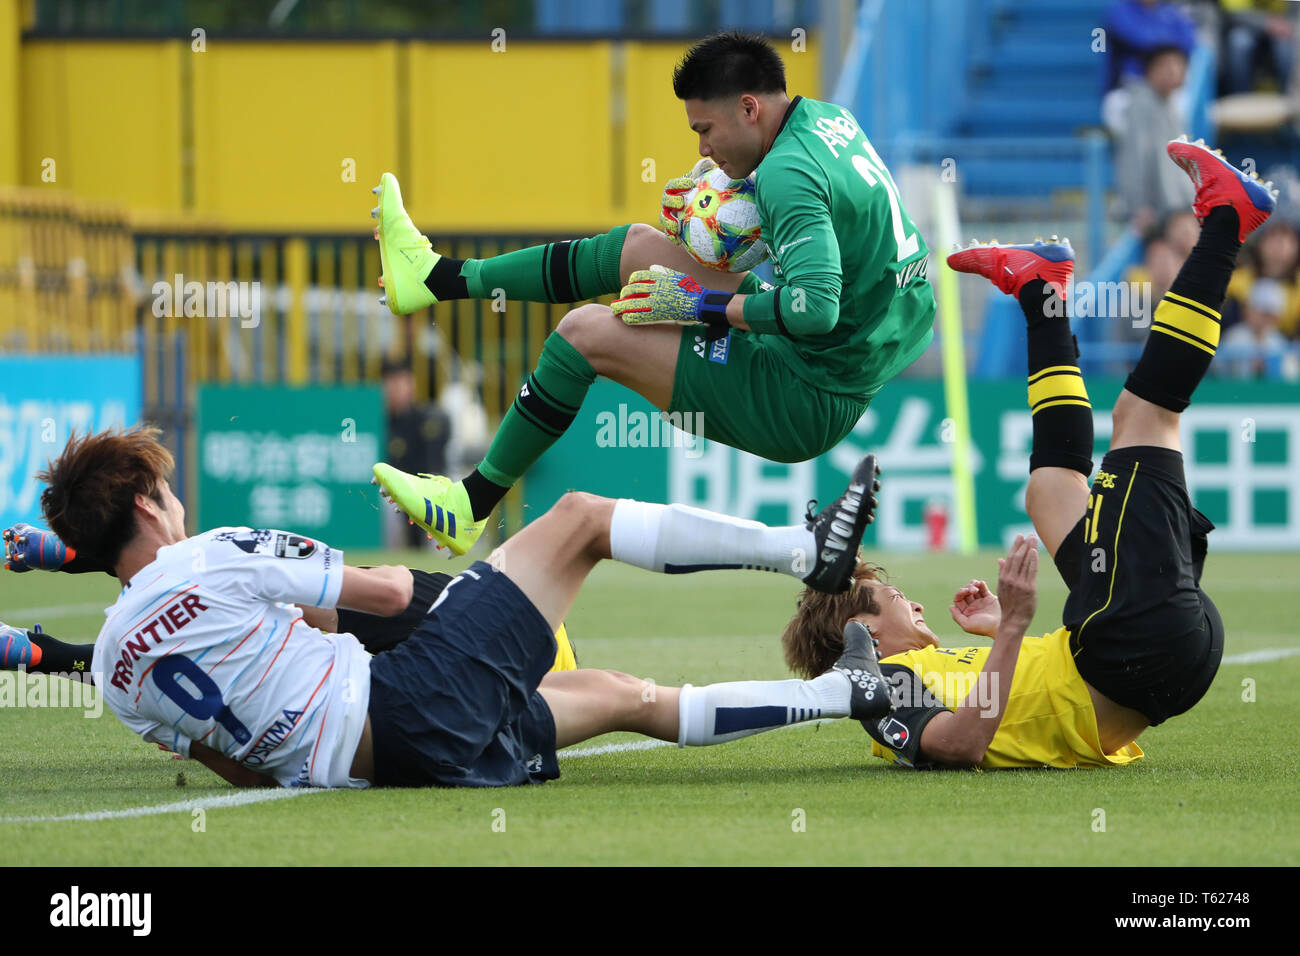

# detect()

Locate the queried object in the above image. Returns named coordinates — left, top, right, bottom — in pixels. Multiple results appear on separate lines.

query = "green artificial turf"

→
left=2, top=549, right=1296, bottom=865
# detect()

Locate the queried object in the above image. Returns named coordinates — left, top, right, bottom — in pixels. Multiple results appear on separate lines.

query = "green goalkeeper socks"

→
left=425, top=225, right=632, bottom=303
left=468, top=331, right=597, bottom=514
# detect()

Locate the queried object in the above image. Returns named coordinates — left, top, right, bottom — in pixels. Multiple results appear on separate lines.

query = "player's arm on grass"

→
left=738, top=159, right=842, bottom=336
left=918, top=535, right=1038, bottom=767
left=188, top=741, right=279, bottom=788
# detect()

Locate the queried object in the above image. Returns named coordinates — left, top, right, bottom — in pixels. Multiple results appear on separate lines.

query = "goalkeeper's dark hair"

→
left=39, top=425, right=175, bottom=567
left=672, top=31, right=786, bottom=101
left=782, top=559, right=888, bottom=679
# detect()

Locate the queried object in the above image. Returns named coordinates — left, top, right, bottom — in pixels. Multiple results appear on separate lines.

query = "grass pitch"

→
left=1, top=549, right=1297, bottom=866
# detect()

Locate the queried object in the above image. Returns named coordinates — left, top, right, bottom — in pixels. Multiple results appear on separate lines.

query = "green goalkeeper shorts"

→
left=667, top=327, right=877, bottom=463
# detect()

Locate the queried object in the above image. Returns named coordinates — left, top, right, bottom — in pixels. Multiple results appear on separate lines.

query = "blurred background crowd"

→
left=1107, top=0, right=1300, bottom=380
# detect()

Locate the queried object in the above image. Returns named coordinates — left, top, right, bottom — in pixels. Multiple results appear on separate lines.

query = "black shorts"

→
left=338, top=568, right=451, bottom=654
left=1053, top=446, right=1224, bottom=726
left=366, top=562, right=561, bottom=788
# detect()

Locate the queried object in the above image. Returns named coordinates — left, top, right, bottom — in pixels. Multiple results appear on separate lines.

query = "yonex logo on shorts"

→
left=709, top=335, right=730, bottom=364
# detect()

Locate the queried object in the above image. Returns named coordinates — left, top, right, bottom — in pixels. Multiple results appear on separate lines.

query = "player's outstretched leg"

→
left=371, top=171, right=634, bottom=315
left=489, top=454, right=881, bottom=634
left=1113, top=137, right=1277, bottom=450
left=540, top=619, right=892, bottom=749
left=372, top=313, right=629, bottom=554
left=0, top=623, right=94, bottom=676
left=370, top=173, right=751, bottom=317
left=947, top=238, right=1093, bottom=558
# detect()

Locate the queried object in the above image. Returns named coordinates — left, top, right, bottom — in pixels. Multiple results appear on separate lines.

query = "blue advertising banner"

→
left=0, top=356, right=143, bottom=529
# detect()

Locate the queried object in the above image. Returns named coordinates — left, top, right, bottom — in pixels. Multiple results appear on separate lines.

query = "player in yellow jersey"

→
left=779, top=137, right=1275, bottom=769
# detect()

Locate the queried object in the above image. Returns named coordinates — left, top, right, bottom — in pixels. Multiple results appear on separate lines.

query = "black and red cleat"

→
left=1166, top=137, right=1278, bottom=242
left=946, top=237, right=1075, bottom=299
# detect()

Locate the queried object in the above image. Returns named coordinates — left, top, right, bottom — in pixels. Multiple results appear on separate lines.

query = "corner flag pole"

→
left=932, top=180, right=978, bottom=554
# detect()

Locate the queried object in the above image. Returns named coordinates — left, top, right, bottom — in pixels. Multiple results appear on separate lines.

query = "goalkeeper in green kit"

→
left=370, top=31, right=935, bottom=554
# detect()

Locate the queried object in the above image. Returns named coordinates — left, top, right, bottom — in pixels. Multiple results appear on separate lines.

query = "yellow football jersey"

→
left=867, top=626, right=1144, bottom=769
left=548, top=622, right=578, bottom=672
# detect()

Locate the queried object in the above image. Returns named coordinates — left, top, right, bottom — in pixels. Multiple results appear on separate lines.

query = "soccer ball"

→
left=678, top=168, right=769, bottom=273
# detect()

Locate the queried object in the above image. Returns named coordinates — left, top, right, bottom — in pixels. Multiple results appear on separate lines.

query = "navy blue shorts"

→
left=367, top=561, right=561, bottom=788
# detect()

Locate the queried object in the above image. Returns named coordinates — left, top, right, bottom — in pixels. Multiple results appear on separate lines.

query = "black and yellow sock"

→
left=26, top=631, right=94, bottom=676
left=1018, top=279, right=1094, bottom=476
left=468, top=332, right=596, bottom=517
left=1126, top=207, right=1241, bottom=412
left=426, top=225, right=632, bottom=303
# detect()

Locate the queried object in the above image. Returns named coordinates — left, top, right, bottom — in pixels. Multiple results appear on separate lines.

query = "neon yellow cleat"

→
left=370, top=172, right=439, bottom=315
left=371, top=463, right=485, bottom=556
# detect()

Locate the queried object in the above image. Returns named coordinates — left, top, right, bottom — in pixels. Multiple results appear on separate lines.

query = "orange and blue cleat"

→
left=1166, top=137, right=1278, bottom=242
left=3, top=523, right=74, bottom=572
left=1, top=623, right=41, bottom=669
left=946, top=236, right=1075, bottom=299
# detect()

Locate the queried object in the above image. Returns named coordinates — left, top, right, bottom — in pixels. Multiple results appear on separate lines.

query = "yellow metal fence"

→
left=2, top=188, right=594, bottom=534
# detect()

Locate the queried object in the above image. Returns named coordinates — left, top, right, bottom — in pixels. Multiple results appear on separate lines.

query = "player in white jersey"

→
left=91, top=526, right=373, bottom=787
left=30, top=426, right=897, bottom=789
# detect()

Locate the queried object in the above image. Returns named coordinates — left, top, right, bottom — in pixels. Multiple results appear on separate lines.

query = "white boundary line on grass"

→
left=0, top=787, right=323, bottom=824
left=1220, top=646, right=1300, bottom=665
left=560, top=739, right=675, bottom=759
left=6, top=601, right=108, bottom=620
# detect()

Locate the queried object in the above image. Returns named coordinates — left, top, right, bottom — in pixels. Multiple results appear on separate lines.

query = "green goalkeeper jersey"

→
left=742, top=96, right=935, bottom=398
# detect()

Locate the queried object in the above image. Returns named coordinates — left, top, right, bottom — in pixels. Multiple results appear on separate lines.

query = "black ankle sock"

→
left=462, top=467, right=510, bottom=522
left=1125, top=207, right=1241, bottom=412
left=29, top=631, right=94, bottom=677
left=424, top=256, right=469, bottom=300
left=1168, top=206, right=1242, bottom=308
left=1018, top=279, right=1094, bottom=476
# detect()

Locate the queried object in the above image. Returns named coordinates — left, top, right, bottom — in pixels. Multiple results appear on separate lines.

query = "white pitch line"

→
left=3, top=601, right=107, bottom=621
left=560, top=739, right=676, bottom=759
left=0, top=787, right=323, bottom=824
left=1220, top=647, right=1300, bottom=665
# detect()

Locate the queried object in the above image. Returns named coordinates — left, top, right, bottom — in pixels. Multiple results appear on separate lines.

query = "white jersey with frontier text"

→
left=91, top=528, right=371, bottom=788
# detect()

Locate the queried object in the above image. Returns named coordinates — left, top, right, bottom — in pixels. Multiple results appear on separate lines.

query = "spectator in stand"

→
left=1115, top=46, right=1198, bottom=231
left=1219, top=0, right=1296, bottom=94
left=381, top=357, right=452, bottom=549
left=1224, top=220, right=1300, bottom=333
left=1164, top=209, right=1202, bottom=260
left=1219, top=278, right=1296, bottom=378
left=1105, top=0, right=1198, bottom=91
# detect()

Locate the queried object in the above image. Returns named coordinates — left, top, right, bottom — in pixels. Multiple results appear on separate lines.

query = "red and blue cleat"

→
left=1, top=623, right=41, bottom=669
left=1166, top=137, right=1278, bottom=242
left=946, top=236, right=1075, bottom=299
left=3, top=523, right=74, bottom=572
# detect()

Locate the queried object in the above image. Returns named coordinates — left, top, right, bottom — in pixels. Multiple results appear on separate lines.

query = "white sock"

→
left=609, top=499, right=817, bottom=580
left=677, top=673, right=852, bottom=746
